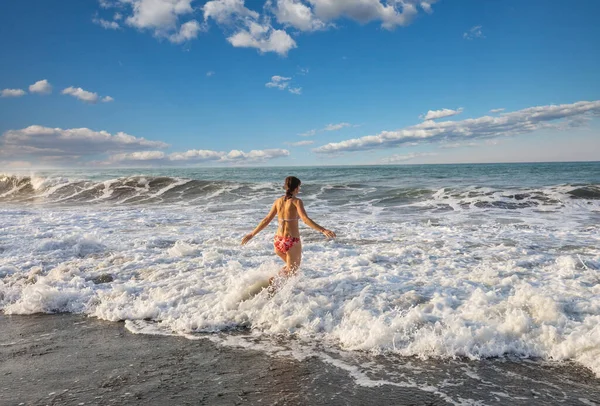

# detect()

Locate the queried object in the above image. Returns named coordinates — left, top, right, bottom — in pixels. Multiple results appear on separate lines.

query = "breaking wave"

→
left=1, top=174, right=598, bottom=213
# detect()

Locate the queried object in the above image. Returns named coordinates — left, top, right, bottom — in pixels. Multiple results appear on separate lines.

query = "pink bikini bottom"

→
left=274, top=235, right=300, bottom=254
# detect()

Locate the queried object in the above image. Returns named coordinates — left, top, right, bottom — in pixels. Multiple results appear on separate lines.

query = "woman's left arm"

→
left=241, top=201, right=278, bottom=245
left=296, top=199, right=336, bottom=239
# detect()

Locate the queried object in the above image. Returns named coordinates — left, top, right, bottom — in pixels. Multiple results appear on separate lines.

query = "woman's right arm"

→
left=296, top=199, right=336, bottom=239
left=241, top=200, right=278, bottom=245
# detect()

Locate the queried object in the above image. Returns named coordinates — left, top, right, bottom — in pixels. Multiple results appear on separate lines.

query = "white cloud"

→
left=169, top=19, right=202, bottom=43
left=62, top=87, right=100, bottom=103
left=223, top=148, right=289, bottom=161
left=314, top=100, right=600, bottom=154
left=324, top=122, right=351, bottom=131
left=111, top=147, right=290, bottom=165
left=299, top=129, right=317, bottom=137
left=420, top=1, right=434, bottom=13
left=97, top=0, right=437, bottom=53
left=206, top=70, right=215, bottom=76
left=203, top=0, right=296, bottom=55
left=1, top=125, right=289, bottom=167
left=268, top=0, right=438, bottom=31
left=266, top=75, right=291, bottom=90
left=203, top=0, right=259, bottom=24
left=421, top=108, right=463, bottom=120
left=1, top=89, right=26, bottom=98
left=490, top=108, right=505, bottom=113
left=0, top=125, right=168, bottom=162
left=286, top=140, right=314, bottom=146
left=169, top=149, right=224, bottom=161
left=380, top=152, right=437, bottom=164
left=270, top=0, right=326, bottom=31
left=307, top=0, right=437, bottom=30
left=29, top=79, right=52, bottom=95
left=463, top=25, right=484, bottom=40
left=99, top=0, right=114, bottom=8
left=111, top=150, right=166, bottom=162
left=61, top=87, right=113, bottom=104
left=93, top=18, right=121, bottom=29
left=266, top=75, right=301, bottom=94
left=124, top=0, right=193, bottom=30
left=227, top=22, right=296, bottom=55
left=98, top=0, right=202, bottom=42
left=300, top=122, right=353, bottom=136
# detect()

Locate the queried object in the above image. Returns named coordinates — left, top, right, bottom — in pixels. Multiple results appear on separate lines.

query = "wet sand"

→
left=1, top=314, right=599, bottom=405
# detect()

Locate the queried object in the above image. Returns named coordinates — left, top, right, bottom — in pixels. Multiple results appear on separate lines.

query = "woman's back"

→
left=276, top=196, right=300, bottom=237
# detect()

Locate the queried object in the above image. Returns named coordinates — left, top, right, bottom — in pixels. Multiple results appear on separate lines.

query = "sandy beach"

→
left=1, top=314, right=599, bottom=406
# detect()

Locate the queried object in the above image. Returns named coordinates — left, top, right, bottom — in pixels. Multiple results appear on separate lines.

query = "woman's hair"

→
left=283, top=176, right=301, bottom=201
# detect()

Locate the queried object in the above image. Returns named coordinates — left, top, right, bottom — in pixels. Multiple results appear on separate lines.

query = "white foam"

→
left=1, top=175, right=600, bottom=379
left=167, top=240, right=201, bottom=257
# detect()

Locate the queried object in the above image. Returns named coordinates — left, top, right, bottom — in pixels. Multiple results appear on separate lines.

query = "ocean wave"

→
left=1, top=174, right=599, bottom=214
left=0, top=174, right=243, bottom=205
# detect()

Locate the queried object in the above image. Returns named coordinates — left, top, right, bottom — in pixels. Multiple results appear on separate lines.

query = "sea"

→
left=1, top=162, right=599, bottom=403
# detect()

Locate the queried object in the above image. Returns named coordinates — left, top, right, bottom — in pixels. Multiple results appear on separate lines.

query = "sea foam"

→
left=1, top=167, right=599, bottom=378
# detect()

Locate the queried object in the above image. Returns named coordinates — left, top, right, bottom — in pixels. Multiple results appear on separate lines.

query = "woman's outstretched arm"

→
left=296, top=199, right=336, bottom=239
left=241, top=201, right=278, bottom=245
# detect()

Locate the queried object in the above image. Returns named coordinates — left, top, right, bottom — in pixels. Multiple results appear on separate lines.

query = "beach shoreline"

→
left=1, top=314, right=600, bottom=405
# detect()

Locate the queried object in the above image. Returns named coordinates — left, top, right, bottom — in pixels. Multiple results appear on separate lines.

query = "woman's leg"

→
left=268, top=243, right=302, bottom=295
left=284, top=242, right=302, bottom=276
left=270, top=248, right=288, bottom=288
left=274, top=248, right=287, bottom=265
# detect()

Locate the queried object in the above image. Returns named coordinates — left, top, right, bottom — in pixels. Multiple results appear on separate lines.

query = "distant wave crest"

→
left=1, top=174, right=599, bottom=210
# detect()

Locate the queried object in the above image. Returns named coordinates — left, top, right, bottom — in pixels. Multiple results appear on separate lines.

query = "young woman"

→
left=241, top=176, right=336, bottom=277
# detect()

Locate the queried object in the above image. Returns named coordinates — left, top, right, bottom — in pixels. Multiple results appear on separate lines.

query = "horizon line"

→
left=2, top=159, right=599, bottom=172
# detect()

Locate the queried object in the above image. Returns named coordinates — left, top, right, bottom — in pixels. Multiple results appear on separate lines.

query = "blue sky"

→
left=0, top=0, right=599, bottom=168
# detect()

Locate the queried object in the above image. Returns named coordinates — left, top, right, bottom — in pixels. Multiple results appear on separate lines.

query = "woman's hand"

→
left=321, top=229, right=336, bottom=239
left=241, top=234, right=254, bottom=245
